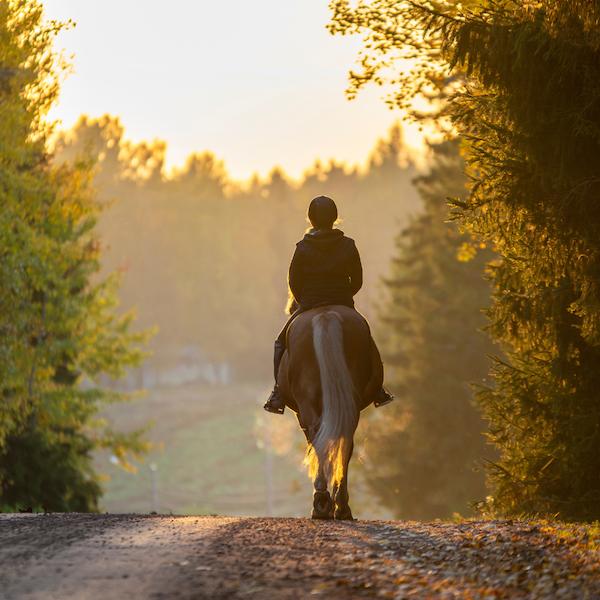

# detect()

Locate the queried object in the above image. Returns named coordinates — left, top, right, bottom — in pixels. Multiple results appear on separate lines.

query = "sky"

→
left=43, top=0, right=424, bottom=181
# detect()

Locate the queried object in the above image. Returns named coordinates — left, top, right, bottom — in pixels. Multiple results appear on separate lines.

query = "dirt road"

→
left=1, top=514, right=599, bottom=599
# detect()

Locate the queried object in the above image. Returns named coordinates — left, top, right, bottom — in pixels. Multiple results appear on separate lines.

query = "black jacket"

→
left=288, top=228, right=363, bottom=310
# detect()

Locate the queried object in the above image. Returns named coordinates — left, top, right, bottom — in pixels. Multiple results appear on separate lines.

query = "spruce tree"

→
left=361, top=139, right=496, bottom=520
left=330, top=0, right=600, bottom=519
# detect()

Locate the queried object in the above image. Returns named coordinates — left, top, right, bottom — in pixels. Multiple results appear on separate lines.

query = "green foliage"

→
left=362, top=139, right=496, bottom=520
left=0, top=429, right=102, bottom=513
left=0, top=1, right=152, bottom=512
left=330, top=0, right=600, bottom=519
left=53, top=117, right=420, bottom=380
left=327, top=0, right=484, bottom=121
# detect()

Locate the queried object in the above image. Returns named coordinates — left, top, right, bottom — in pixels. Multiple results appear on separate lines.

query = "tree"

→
left=0, top=1, right=151, bottom=512
left=330, top=0, right=600, bottom=520
left=361, top=139, right=496, bottom=520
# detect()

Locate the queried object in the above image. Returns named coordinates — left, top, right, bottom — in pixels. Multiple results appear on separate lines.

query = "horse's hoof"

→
left=334, top=506, right=354, bottom=521
left=311, top=512, right=333, bottom=520
left=312, top=491, right=333, bottom=520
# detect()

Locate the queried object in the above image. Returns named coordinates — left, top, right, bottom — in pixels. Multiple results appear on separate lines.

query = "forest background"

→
left=4, top=0, right=541, bottom=521
left=4, top=0, right=600, bottom=526
left=50, top=113, right=495, bottom=521
left=68, top=0, right=600, bottom=522
left=53, top=117, right=421, bottom=385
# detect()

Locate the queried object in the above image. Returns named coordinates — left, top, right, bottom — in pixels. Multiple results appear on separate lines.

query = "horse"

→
left=277, top=305, right=384, bottom=520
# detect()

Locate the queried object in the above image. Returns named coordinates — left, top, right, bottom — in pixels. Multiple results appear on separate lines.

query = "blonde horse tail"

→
left=303, top=310, right=359, bottom=489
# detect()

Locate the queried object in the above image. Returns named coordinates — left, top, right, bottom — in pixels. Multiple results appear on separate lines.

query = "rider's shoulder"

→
left=296, top=231, right=358, bottom=257
left=340, top=235, right=357, bottom=251
left=300, top=228, right=346, bottom=242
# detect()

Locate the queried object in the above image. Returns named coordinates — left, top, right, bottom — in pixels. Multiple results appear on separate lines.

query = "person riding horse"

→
left=264, top=195, right=394, bottom=415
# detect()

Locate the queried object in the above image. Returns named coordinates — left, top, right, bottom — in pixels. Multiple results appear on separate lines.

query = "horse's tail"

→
left=303, top=310, right=359, bottom=489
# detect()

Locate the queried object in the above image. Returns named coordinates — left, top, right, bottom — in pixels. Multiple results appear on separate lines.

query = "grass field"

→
left=95, top=382, right=390, bottom=519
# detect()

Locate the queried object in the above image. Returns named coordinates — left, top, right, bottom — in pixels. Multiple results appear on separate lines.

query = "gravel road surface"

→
left=1, top=514, right=599, bottom=599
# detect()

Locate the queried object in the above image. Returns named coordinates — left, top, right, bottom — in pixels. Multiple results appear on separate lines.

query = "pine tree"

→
left=0, top=1, right=151, bottom=512
left=361, top=139, right=496, bottom=520
left=330, top=0, right=600, bottom=519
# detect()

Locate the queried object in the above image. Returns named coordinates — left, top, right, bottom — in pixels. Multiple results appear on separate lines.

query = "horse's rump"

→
left=284, top=306, right=373, bottom=391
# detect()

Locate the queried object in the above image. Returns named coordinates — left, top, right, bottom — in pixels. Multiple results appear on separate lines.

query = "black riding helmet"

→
left=308, top=196, right=338, bottom=229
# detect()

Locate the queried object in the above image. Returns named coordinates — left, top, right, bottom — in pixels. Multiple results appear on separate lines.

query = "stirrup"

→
left=374, top=386, right=394, bottom=408
left=264, top=400, right=285, bottom=415
left=264, top=390, right=285, bottom=415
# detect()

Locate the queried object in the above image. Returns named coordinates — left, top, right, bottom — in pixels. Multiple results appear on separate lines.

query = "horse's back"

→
left=288, top=305, right=370, bottom=349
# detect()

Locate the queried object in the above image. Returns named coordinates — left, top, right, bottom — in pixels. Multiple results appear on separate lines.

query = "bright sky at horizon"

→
left=43, top=0, right=426, bottom=181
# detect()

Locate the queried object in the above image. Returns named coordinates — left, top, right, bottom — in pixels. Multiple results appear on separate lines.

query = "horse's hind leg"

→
left=334, top=441, right=354, bottom=521
left=311, top=465, right=333, bottom=520
left=298, top=406, right=333, bottom=520
left=334, top=474, right=353, bottom=520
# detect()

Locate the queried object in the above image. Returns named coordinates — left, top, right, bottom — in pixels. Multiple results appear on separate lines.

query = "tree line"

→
left=7, top=0, right=593, bottom=523
left=53, top=116, right=421, bottom=382
left=52, top=116, right=498, bottom=521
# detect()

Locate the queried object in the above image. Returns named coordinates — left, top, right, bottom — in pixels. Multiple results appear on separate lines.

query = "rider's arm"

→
left=288, top=246, right=304, bottom=303
left=349, top=244, right=363, bottom=296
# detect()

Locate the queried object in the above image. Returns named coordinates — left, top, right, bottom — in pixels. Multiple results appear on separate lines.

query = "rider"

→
left=264, top=195, right=394, bottom=414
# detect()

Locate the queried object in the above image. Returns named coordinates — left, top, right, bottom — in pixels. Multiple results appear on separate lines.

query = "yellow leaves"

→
left=457, top=240, right=478, bottom=261
left=337, top=520, right=600, bottom=599
left=541, top=521, right=600, bottom=554
left=522, top=2, right=544, bottom=14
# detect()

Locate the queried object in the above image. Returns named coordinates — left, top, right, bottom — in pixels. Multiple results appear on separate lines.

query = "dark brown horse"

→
left=277, top=305, right=383, bottom=520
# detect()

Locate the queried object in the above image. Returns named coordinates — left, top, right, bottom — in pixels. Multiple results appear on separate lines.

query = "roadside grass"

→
left=95, top=382, right=313, bottom=517
left=539, top=521, right=600, bottom=554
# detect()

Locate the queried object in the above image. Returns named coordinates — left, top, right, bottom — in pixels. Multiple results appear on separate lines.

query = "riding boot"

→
left=264, top=341, right=286, bottom=415
left=374, top=386, right=394, bottom=408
